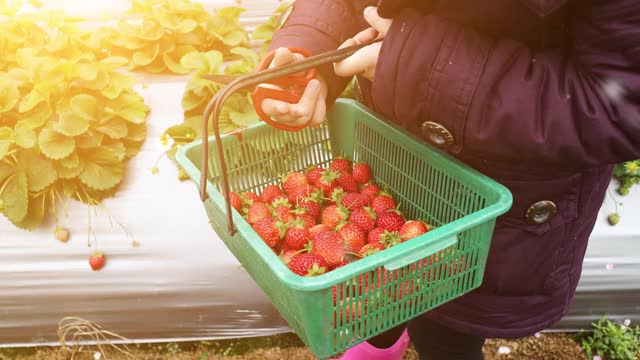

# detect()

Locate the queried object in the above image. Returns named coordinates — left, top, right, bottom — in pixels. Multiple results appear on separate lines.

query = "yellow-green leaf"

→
left=17, top=151, right=57, bottom=192
left=175, top=19, right=198, bottom=34
left=70, top=94, right=99, bottom=121
left=96, top=118, right=128, bottom=139
left=101, top=72, right=137, bottom=99
left=230, top=47, right=259, bottom=64
left=0, top=79, right=20, bottom=112
left=54, top=159, right=83, bottom=179
left=126, top=123, right=146, bottom=142
left=252, top=24, right=274, bottom=41
left=13, top=192, right=46, bottom=230
left=222, top=30, right=248, bottom=46
left=19, top=89, right=46, bottom=113
left=55, top=111, right=90, bottom=137
left=0, top=0, right=23, bottom=16
left=132, top=43, right=160, bottom=66
left=106, top=92, right=149, bottom=124
left=0, top=162, right=14, bottom=183
left=0, top=170, right=28, bottom=224
left=99, top=56, right=130, bottom=70
left=78, top=147, right=124, bottom=190
left=103, top=140, right=126, bottom=162
left=75, top=130, right=103, bottom=149
left=20, top=102, right=52, bottom=129
left=0, top=127, right=14, bottom=159
left=14, top=121, right=37, bottom=148
left=60, top=152, right=79, bottom=168
left=217, top=6, right=245, bottom=19
left=179, top=51, right=207, bottom=71
left=39, top=128, right=74, bottom=160
left=163, top=45, right=196, bottom=74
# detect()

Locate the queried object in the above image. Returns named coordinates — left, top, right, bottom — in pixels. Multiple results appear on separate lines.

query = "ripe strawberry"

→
left=381, top=230, right=403, bottom=247
left=352, top=162, right=372, bottom=184
left=399, top=220, right=429, bottom=242
left=241, top=191, right=261, bottom=204
left=336, top=222, right=366, bottom=253
left=252, top=217, right=285, bottom=247
left=315, top=169, right=340, bottom=198
left=309, top=224, right=332, bottom=241
left=358, top=243, right=385, bottom=257
left=376, top=209, right=405, bottom=232
left=260, top=185, right=283, bottom=204
left=328, top=188, right=346, bottom=206
left=89, top=252, right=106, bottom=271
left=287, top=253, right=328, bottom=276
left=371, top=193, right=397, bottom=216
left=342, top=193, right=367, bottom=210
left=305, top=166, right=324, bottom=185
left=228, top=192, right=243, bottom=213
left=348, top=206, right=377, bottom=233
left=292, top=207, right=317, bottom=229
left=287, top=185, right=315, bottom=205
left=282, top=172, right=308, bottom=196
left=330, top=156, right=352, bottom=174
left=247, top=202, right=271, bottom=224
left=299, top=197, right=321, bottom=219
left=360, top=182, right=380, bottom=202
left=271, top=198, right=293, bottom=223
left=336, top=172, right=359, bottom=193
left=311, top=231, right=345, bottom=267
left=367, top=227, right=387, bottom=245
left=284, top=219, right=312, bottom=251
left=279, top=249, right=300, bottom=265
left=321, top=204, right=350, bottom=229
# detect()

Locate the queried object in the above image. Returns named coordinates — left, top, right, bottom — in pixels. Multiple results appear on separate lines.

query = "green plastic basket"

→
left=176, top=99, right=512, bottom=359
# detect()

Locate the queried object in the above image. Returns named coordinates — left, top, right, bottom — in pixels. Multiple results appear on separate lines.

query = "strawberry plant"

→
left=0, top=10, right=150, bottom=230
left=579, top=316, right=640, bottom=360
left=95, top=0, right=249, bottom=74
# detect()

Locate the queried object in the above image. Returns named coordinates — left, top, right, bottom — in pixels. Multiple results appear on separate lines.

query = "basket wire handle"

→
left=199, top=38, right=383, bottom=235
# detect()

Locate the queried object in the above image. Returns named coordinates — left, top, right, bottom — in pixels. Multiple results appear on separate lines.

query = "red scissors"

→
left=201, top=48, right=318, bottom=132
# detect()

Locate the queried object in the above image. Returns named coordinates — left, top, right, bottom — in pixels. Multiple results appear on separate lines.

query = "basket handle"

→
left=383, top=235, right=458, bottom=271
left=199, top=39, right=382, bottom=236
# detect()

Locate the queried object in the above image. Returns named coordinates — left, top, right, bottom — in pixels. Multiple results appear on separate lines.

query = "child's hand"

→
left=260, top=48, right=329, bottom=128
left=334, top=6, right=393, bottom=81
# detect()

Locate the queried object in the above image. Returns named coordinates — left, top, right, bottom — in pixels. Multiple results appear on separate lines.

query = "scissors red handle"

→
left=250, top=48, right=318, bottom=132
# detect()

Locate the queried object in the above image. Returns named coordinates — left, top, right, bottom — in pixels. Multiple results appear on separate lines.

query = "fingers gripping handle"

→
left=199, top=39, right=383, bottom=236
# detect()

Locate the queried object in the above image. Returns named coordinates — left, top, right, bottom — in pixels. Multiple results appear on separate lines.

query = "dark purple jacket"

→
left=270, top=0, right=640, bottom=338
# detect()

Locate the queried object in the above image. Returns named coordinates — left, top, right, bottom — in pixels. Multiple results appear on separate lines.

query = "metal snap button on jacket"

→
left=525, top=200, right=557, bottom=225
left=421, top=121, right=454, bottom=148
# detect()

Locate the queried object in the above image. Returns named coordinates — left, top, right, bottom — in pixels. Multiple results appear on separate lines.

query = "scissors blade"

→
left=200, top=74, right=241, bottom=84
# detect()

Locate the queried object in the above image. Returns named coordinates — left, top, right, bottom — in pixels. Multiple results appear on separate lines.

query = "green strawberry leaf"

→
left=0, top=78, right=20, bottom=112
left=95, top=118, right=128, bottom=139
left=14, top=121, right=37, bottom=149
left=55, top=111, right=91, bottom=137
left=39, top=128, right=75, bottom=160
left=0, top=127, right=15, bottom=160
left=12, top=192, right=46, bottom=230
left=78, top=147, right=124, bottom=190
left=0, top=169, right=28, bottom=224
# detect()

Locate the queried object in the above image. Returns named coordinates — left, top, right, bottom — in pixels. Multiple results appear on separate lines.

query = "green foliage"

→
left=580, top=316, right=640, bottom=360
left=614, top=160, right=640, bottom=196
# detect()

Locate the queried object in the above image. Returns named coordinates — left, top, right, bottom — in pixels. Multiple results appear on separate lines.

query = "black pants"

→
left=368, top=318, right=486, bottom=360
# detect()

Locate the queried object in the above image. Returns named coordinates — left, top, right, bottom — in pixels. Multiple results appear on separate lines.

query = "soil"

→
left=0, top=332, right=588, bottom=360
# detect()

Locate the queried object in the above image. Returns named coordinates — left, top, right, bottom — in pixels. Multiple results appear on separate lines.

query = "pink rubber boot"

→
left=330, top=329, right=410, bottom=360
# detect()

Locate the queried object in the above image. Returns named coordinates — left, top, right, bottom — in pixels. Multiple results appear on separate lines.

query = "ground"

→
left=0, top=332, right=589, bottom=360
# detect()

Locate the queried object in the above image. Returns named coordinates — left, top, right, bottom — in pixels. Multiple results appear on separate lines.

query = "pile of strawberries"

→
left=229, top=157, right=434, bottom=277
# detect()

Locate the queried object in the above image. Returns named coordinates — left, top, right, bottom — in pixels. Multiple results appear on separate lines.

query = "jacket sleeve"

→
left=268, top=0, right=376, bottom=104
left=371, top=0, right=640, bottom=170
